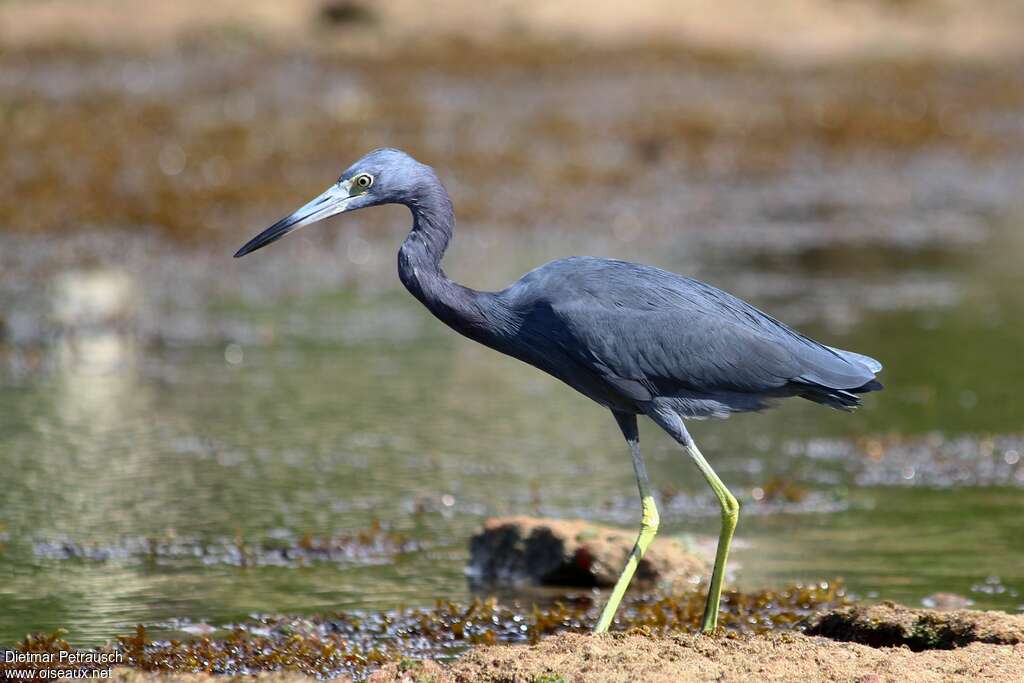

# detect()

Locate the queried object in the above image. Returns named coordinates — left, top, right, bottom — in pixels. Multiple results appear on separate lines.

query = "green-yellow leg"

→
left=644, top=406, right=740, bottom=634
left=594, top=413, right=660, bottom=634
left=686, top=441, right=739, bottom=633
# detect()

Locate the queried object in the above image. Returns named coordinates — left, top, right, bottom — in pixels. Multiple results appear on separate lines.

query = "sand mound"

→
left=368, top=630, right=1024, bottom=683
left=808, top=601, right=1024, bottom=650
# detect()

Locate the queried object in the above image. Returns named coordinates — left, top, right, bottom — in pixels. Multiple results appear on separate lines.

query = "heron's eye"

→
left=352, top=174, right=373, bottom=191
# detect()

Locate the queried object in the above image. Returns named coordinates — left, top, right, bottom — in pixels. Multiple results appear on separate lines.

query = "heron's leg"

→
left=646, top=406, right=739, bottom=634
left=594, top=412, right=659, bottom=634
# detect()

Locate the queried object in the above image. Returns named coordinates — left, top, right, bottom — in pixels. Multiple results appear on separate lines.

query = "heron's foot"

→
left=699, top=610, right=720, bottom=634
left=694, top=500, right=739, bottom=635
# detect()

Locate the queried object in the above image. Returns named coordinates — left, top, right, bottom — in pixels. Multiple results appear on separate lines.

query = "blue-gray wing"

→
left=546, top=271, right=880, bottom=407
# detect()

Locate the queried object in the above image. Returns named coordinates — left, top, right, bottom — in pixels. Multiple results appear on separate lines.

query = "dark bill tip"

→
left=234, top=184, right=348, bottom=258
left=233, top=216, right=298, bottom=258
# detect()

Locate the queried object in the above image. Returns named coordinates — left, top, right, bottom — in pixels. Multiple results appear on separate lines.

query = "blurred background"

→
left=1, top=0, right=1023, bottom=646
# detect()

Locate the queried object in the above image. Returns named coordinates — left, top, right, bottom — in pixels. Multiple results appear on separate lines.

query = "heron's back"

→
left=497, top=257, right=882, bottom=417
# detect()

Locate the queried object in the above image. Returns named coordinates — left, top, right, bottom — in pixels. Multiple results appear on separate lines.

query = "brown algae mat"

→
left=3, top=42, right=1024, bottom=247
left=87, top=630, right=1024, bottom=683
left=2, top=582, right=848, bottom=680
left=104, top=674, right=313, bottom=683
left=8, top=591, right=1024, bottom=681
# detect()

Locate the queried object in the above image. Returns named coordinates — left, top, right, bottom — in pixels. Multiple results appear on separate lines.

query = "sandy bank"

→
left=2, top=0, right=1024, bottom=62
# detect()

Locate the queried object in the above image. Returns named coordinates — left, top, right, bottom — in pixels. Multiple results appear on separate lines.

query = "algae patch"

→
left=2, top=582, right=849, bottom=679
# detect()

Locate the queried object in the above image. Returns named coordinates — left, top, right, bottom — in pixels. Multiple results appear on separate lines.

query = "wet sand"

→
left=367, top=629, right=1024, bottom=683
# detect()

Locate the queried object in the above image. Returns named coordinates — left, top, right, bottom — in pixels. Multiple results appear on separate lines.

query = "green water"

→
left=1, top=221, right=1023, bottom=646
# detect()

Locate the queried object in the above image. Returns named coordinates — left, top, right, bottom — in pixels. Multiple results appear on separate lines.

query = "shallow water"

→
left=1, top=212, right=1023, bottom=647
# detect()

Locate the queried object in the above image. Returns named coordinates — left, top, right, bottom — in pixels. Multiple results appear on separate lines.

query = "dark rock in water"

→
left=467, top=516, right=706, bottom=591
left=807, top=601, right=1024, bottom=650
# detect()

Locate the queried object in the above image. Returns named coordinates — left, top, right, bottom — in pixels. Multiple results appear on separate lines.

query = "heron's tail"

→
left=795, top=345, right=883, bottom=411
left=797, top=378, right=883, bottom=411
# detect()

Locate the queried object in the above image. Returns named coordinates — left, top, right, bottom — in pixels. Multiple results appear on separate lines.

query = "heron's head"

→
left=234, top=148, right=435, bottom=258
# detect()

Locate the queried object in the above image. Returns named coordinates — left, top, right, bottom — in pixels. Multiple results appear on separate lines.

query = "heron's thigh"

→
left=642, top=401, right=694, bottom=447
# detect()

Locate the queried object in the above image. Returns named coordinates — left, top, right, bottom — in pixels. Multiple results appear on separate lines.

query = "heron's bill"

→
left=234, top=181, right=353, bottom=258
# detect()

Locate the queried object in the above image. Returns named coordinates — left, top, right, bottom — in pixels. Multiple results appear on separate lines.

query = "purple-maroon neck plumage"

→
left=396, top=171, right=503, bottom=344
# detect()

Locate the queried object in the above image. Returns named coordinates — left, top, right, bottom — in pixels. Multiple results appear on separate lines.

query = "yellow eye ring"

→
left=353, top=174, right=373, bottom=190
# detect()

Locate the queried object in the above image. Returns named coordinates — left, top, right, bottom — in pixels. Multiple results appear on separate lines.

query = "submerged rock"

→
left=467, top=516, right=706, bottom=591
left=807, top=601, right=1024, bottom=650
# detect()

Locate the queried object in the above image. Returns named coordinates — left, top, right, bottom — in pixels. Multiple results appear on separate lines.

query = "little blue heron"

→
left=234, top=148, right=883, bottom=633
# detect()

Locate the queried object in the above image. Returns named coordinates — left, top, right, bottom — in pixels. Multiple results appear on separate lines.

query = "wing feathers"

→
left=507, top=257, right=882, bottom=410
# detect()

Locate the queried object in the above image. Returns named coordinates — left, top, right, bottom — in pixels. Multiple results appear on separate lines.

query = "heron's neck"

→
left=398, top=189, right=503, bottom=341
